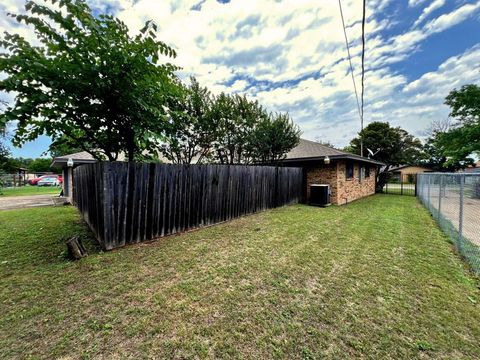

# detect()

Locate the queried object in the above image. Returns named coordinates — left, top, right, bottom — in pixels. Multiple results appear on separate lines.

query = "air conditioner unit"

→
left=310, top=184, right=331, bottom=207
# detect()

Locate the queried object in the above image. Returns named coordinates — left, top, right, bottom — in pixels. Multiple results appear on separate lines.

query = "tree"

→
left=28, top=158, right=53, bottom=173
left=0, top=0, right=181, bottom=162
left=314, top=137, right=336, bottom=149
left=209, top=93, right=263, bottom=164
left=434, top=84, right=480, bottom=165
left=421, top=119, right=473, bottom=171
left=248, top=113, right=300, bottom=163
left=349, top=122, right=423, bottom=191
left=48, top=135, right=85, bottom=158
left=160, top=78, right=216, bottom=164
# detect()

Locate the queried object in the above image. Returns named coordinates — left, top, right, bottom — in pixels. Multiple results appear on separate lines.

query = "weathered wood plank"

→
left=74, top=163, right=303, bottom=250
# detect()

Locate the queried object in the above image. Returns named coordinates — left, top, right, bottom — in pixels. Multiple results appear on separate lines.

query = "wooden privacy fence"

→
left=74, top=162, right=304, bottom=250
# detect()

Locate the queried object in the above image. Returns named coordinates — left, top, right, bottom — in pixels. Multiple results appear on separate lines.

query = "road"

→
left=0, top=195, right=62, bottom=210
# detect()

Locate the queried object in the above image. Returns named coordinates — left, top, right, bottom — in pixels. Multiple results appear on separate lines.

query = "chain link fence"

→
left=417, top=173, right=480, bottom=274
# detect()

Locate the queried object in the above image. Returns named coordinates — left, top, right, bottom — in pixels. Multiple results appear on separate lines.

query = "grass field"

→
left=0, top=185, right=61, bottom=197
left=0, top=195, right=479, bottom=359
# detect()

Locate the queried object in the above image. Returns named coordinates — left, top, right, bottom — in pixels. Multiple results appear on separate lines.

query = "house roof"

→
left=387, top=164, right=433, bottom=172
left=283, top=139, right=385, bottom=166
left=51, top=151, right=97, bottom=167
left=464, top=161, right=480, bottom=173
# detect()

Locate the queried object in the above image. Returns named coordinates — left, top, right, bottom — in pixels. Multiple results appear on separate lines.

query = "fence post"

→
left=415, top=174, right=418, bottom=197
left=438, top=175, right=443, bottom=220
left=458, top=174, right=465, bottom=251
left=401, top=176, right=404, bottom=195
left=427, top=175, right=431, bottom=212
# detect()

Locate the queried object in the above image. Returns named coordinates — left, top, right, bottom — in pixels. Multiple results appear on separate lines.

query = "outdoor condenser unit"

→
left=310, top=184, right=331, bottom=207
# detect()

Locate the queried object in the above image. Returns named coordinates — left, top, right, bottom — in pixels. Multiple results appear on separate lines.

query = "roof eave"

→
left=50, top=159, right=97, bottom=168
left=282, top=154, right=385, bottom=166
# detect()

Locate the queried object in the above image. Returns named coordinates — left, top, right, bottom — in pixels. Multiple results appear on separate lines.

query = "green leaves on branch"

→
left=433, top=84, right=480, bottom=166
left=0, top=0, right=180, bottom=161
left=349, top=122, right=423, bottom=168
left=0, top=1, right=299, bottom=164
left=161, top=78, right=300, bottom=165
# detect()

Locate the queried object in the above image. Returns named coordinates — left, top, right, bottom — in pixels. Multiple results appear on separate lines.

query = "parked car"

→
left=37, top=176, right=62, bottom=187
left=29, top=175, right=63, bottom=186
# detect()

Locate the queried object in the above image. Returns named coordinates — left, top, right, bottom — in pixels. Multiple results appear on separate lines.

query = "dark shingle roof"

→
left=286, top=139, right=348, bottom=159
left=54, top=151, right=96, bottom=161
left=283, top=139, right=384, bottom=166
left=51, top=151, right=98, bottom=167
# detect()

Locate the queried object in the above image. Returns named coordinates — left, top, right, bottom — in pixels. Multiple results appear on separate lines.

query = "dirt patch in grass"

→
left=0, top=195, right=479, bottom=359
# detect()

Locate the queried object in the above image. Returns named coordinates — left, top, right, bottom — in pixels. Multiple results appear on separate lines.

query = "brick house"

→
left=281, top=139, right=384, bottom=205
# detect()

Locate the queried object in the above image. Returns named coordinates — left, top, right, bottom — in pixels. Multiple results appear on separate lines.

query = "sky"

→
left=1, top=0, right=480, bottom=158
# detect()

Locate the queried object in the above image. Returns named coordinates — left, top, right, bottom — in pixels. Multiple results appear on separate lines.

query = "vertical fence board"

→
left=74, top=162, right=303, bottom=250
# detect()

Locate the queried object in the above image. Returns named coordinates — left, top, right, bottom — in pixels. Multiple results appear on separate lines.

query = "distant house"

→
left=51, top=151, right=97, bottom=202
left=281, top=139, right=384, bottom=205
left=463, top=161, right=480, bottom=173
left=387, top=165, right=433, bottom=182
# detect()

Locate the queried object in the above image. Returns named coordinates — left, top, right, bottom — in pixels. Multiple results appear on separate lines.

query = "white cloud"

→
left=409, top=0, right=429, bottom=7
left=413, top=0, right=446, bottom=27
left=1, top=0, right=479, bottom=154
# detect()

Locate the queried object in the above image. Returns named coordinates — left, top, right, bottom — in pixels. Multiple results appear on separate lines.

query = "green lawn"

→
left=0, top=195, right=479, bottom=359
left=0, top=185, right=61, bottom=197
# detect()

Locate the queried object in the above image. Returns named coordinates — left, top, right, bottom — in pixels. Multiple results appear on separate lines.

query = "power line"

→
left=360, top=0, right=367, bottom=157
left=337, top=0, right=362, bottom=124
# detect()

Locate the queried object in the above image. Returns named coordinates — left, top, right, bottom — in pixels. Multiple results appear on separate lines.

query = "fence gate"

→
left=383, top=173, right=417, bottom=196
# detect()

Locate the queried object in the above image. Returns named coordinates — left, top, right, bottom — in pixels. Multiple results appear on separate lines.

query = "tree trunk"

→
left=66, top=235, right=87, bottom=260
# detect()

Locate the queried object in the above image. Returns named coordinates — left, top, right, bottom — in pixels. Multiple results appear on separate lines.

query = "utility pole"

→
left=360, top=0, right=366, bottom=157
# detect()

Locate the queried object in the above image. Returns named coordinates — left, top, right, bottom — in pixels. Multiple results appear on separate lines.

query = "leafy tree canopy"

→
left=0, top=0, right=181, bottom=161
left=349, top=122, right=423, bottom=167
left=349, top=122, right=423, bottom=191
left=48, top=135, right=85, bottom=158
left=160, top=77, right=216, bottom=164
left=434, top=84, right=480, bottom=165
left=161, top=78, right=300, bottom=165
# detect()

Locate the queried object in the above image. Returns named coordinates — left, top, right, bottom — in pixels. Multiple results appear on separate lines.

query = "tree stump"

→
left=66, top=235, right=87, bottom=260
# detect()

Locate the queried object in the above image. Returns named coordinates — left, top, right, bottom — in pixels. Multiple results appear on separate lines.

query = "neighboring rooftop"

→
left=387, top=164, right=433, bottom=172
left=51, top=151, right=97, bottom=167
left=284, top=139, right=384, bottom=165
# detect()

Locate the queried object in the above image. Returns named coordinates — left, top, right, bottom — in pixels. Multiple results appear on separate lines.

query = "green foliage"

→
left=349, top=122, right=423, bottom=166
left=48, top=135, right=85, bottom=158
left=433, top=84, right=480, bottom=165
left=161, top=77, right=216, bottom=164
left=27, top=158, right=52, bottom=172
left=421, top=132, right=473, bottom=171
left=0, top=0, right=181, bottom=161
left=210, top=93, right=265, bottom=164
left=161, top=78, right=300, bottom=164
left=349, top=122, right=423, bottom=191
left=248, top=112, right=300, bottom=163
left=445, top=84, right=480, bottom=120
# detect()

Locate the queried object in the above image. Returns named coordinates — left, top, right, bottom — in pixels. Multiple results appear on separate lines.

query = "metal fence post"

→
left=427, top=175, right=431, bottom=212
left=458, top=174, right=465, bottom=251
left=438, top=175, right=443, bottom=220
left=414, top=174, right=418, bottom=197
left=401, top=176, right=404, bottom=195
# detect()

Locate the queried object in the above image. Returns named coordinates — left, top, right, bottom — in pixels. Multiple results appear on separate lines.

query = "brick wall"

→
left=336, top=161, right=376, bottom=205
left=305, top=163, right=338, bottom=203
left=305, top=160, right=376, bottom=205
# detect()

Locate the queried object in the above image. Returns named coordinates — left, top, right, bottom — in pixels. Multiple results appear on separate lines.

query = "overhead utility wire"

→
left=337, top=0, right=362, bottom=123
left=360, top=0, right=367, bottom=157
